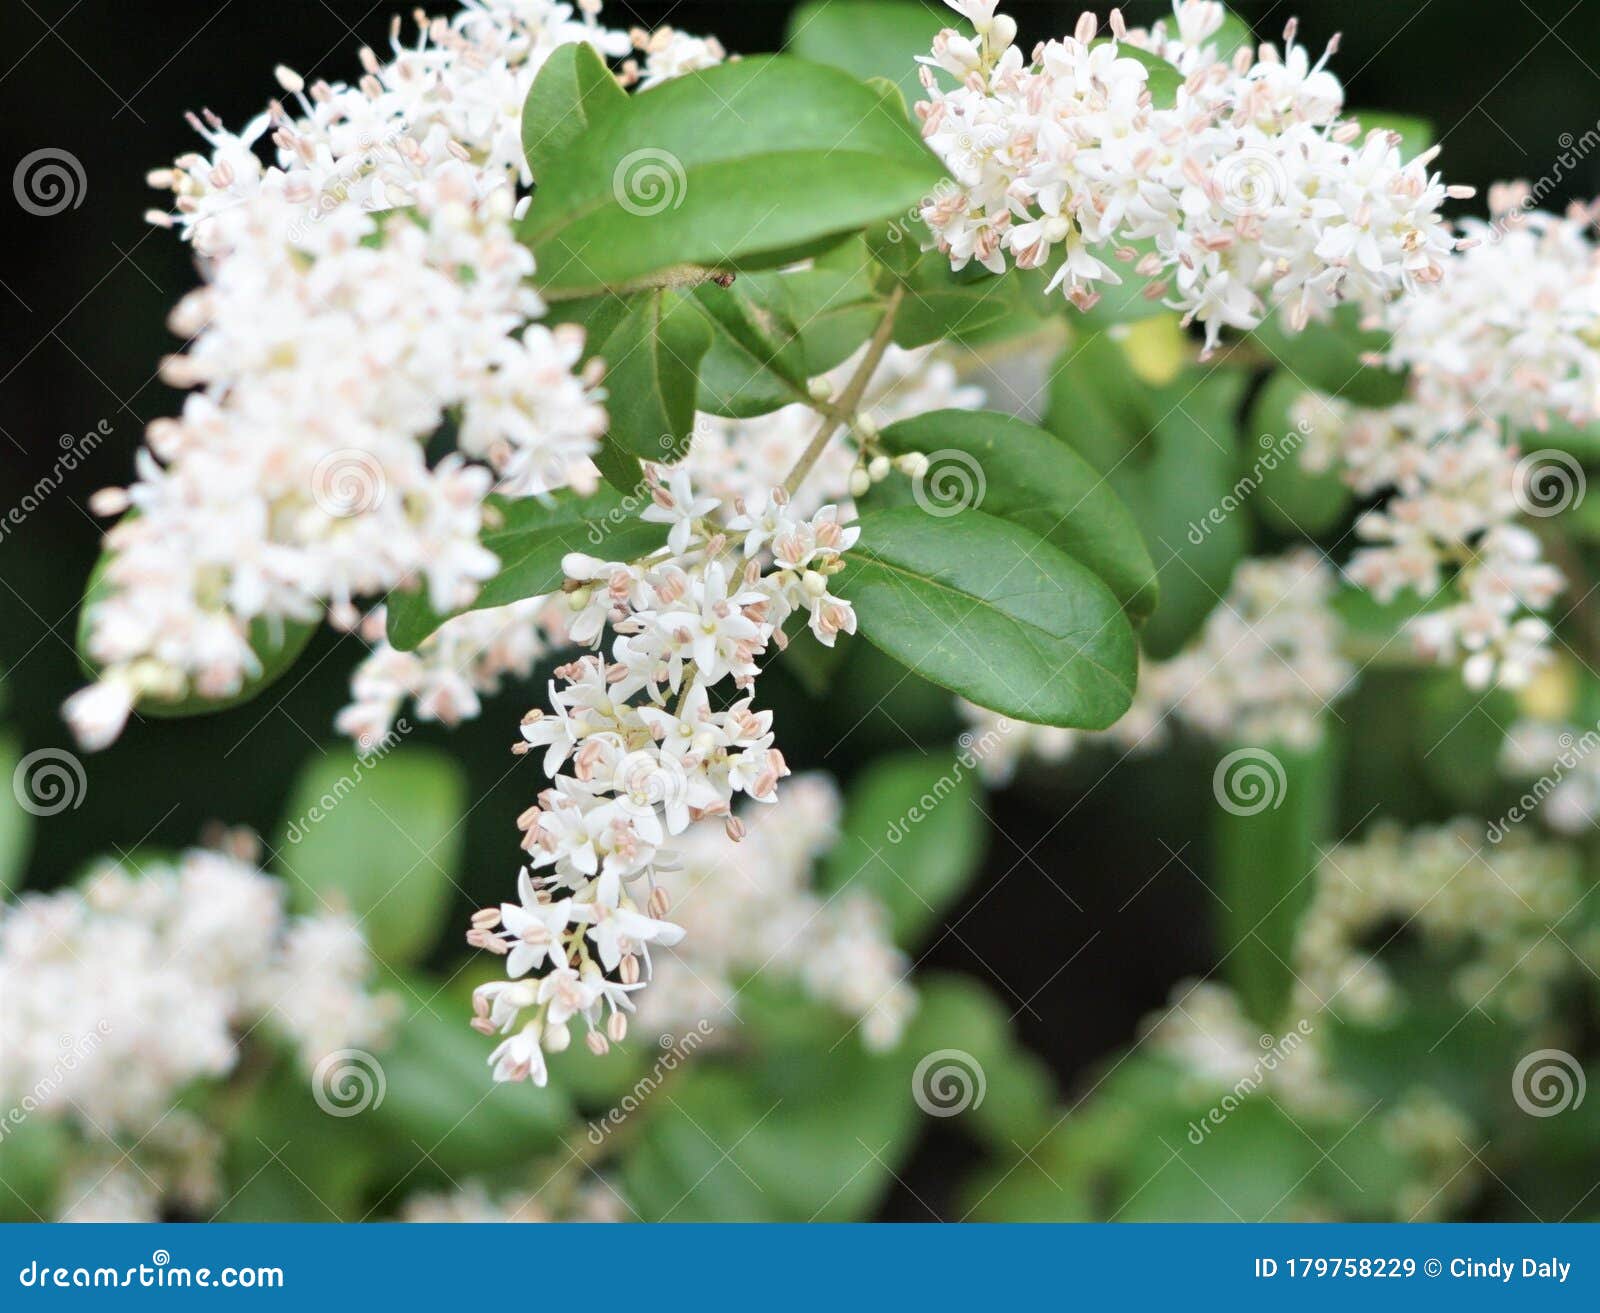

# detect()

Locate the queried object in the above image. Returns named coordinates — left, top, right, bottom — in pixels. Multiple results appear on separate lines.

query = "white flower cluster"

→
left=65, top=1, right=726, bottom=753
left=634, top=774, right=916, bottom=1050
left=1500, top=718, right=1600, bottom=834
left=916, top=0, right=1464, bottom=349
left=1307, top=192, right=1600, bottom=689
left=336, top=344, right=981, bottom=747
left=467, top=476, right=863, bottom=1084
left=1296, top=820, right=1584, bottom=1026
left=963, top=550, right=1350, bottom=781
left=402, top=1177, right=624, bottom=1222
left=0, top=837, right=394, bottom=1217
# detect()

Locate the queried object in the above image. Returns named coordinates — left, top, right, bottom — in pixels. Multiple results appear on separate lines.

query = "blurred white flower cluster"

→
left=963, top=550, right=1350, bottom=781
left=0, top=834, right=395, bottom=1219
left=65, top=1, right=724, bottom=752
left=1295, top=820, right=1585, bottom=1026
left=336, top=344, right=982, bottom=748
left=401, top=1177, right=624, bottom=1222
left=635, top=773, right=916, bottom=1050
left=916, top=0, right=1464, bottom=349
left=467, top=476, right=865, bottom=1085
left=1500, top=718, right=1600, bottom=834
left=1307, top=191, right=1600, bottom=689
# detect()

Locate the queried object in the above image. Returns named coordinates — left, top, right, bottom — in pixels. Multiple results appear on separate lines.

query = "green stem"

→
left=783, top=285, right=905, bottom=497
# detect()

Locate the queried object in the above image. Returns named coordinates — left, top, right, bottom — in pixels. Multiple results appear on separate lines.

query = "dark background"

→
left=3, top=0, right=1598, bottom=1217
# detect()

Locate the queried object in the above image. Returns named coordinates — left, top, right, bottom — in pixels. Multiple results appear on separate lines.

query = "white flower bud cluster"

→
left=916, top=0, right=1463, bottom=351
left=961, top=550, right=1350, bottom=780
left=468, top=475, right=864, bottom=1084
left=401, top=1178, right=625, bottom=1222
left=1295, top=821, right=1584, bottom=1027
left=1500, top=718, right=1600, bottom=834
left=1143, top=979, right=1348, bottom=1118
left=64, top=2, right=726, bottom=752
left=335, top=345, right=981, bottom=748
left=0, top=838, right=396, bottom=1215
left=633, top=774, right=917, bottom=1051
left=1302, top=195, right=1600, bottom=690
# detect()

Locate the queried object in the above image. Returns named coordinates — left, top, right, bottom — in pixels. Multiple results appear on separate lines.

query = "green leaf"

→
left=837, top=507, right=1137, bottom=729
left=880, top=252, right=1036, bottom=348
left=819, top=750, right=985, bottom=946
left=771, top=240, right=888, bottom=372
left=1044, top=329, right=1162, bottom=473
left=1244, top=371, right=1350, bottom=534
left=1108, top=43, right=1184, bottom=107
left=384, top=488, right=668, bottom=651
left=0, top=731, right=31, bottom=892
left=1214, top=736, right=1336, bottom=1030
left=1251, top=303, right=1407, bottom=408
left=520, top=41, right=628, bottom=182
left=876, top=408, right=1160, bottom=619
left=1355, top=111, right=1435, bottom=160
left=688, top=276, right=812, bottom=417
left=274, top=748, right=466, bottom=965
left=595, top=289, right=713, bottom=462
left=368, top=984, right=572, bottom=1174
left=520, top=56, right=946, bottom=298
left=785, top=0, right=959, bottom=105
left=77, top=543, right=316, bottom=719
left=1211, top=10, right=1257, bottom=61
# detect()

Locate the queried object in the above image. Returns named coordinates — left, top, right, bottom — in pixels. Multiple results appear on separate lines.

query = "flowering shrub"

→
left=10, top=0, right=1599, bottom=1222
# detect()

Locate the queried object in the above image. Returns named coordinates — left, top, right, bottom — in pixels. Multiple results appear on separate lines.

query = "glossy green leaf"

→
left=876, top=408, right=1160, bottom=619
left=384, top=489, right=668, bottom=651
left=520, top=40, right=628, bottom=182
left=77, top=544, right=316, bottom=719
left=837, top=507, right=1137, bottom=729
left=819, top=750, right=985, bottom=946
left=786, top=0, right=959, bottom=104
left=1251, top=303, right=1407, bottom=408
left=689, top=277, right=811, bottom=417
left=520, top=57, right=946, bottom=298
left=595, top=288, right=713, bottom=462
left=274, top=748, right=466, bottom=965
